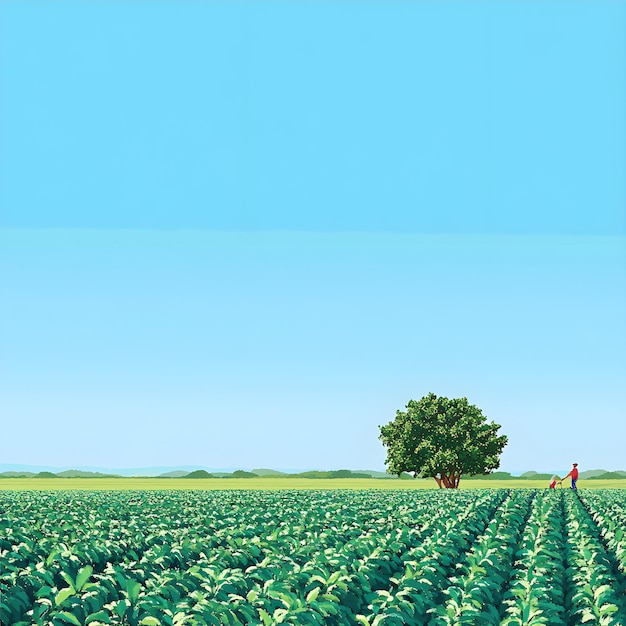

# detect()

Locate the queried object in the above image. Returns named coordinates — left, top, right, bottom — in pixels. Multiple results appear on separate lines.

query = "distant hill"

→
left=2, top=465, right=624, bottom=480
left=513, top=469, right=626, bottom=481
left=250, top=468, right=287, bottom=476
left=0, top=471, right=35, bottom=478
left=0, top=469, right=120, bottom=478
left=229, top=470, right=259, bottom=478
left=56, top=470, right=121, bottom=478
left=354, top=470, right=398, bottom=479
left=466, top=472, right=514, bottom=480
left=289, top=470, right=374, bottom=479
left=580, top=469, right=612, bottom=479
left=519, top=469, right=626, bottom=480
left=0, top=464, right=241, bottom=477
left=183, top=470, right=215, bottom=478
left=518, top=471, right=556, bottom=480
left=589, top=471, right=626, bottom=480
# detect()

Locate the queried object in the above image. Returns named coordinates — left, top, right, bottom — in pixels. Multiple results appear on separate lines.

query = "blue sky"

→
left=1, top=1, right=625, bottom=473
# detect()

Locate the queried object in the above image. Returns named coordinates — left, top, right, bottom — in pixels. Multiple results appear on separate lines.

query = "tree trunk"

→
left=433, top=473, right=460, bottom=488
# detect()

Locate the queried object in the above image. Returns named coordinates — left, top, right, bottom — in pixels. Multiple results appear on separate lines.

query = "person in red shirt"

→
left=561, top=463, right=579, bottom=490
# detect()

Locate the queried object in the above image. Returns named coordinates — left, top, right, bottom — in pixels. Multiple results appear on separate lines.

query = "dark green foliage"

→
left=183, top=470, right=214, bottom=478
left=499, top=490, right=569, bottom=624
left=1, top=489, right=625, bottom=624
left=379, top=392, right=507, bottom=488
left=330, top=469, right=355, bottom=478
left=329, top=470, right=371, bottom=478
left=34, top=471, right=57, bottom=478
left=288, top=470, right=373, bottom=479
left=562, top=491, right=626, bottom=623
left=230, top=470, right=258, bottom=478
left=289, top=471, right=331, bottom=479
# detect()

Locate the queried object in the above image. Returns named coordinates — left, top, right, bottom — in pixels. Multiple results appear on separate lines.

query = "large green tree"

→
left=379, top=393, right=507, bottom=488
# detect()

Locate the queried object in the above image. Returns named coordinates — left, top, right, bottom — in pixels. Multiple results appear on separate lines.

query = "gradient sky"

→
left=1, top=1, right=625, bottom=473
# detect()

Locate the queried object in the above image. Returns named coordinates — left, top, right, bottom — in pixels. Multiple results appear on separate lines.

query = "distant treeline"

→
left=170, top=469, right=385, bottom=479
left=2, top=468, right=625, bottom=480
left=0, top=469, right=397, bottom=479
left=465, top=470, right=626, bottom=481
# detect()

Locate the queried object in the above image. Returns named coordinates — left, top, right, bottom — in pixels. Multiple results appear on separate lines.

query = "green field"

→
left=2, top=488, right=625, bottom=625
left=1, top=477, right=624, bottom=491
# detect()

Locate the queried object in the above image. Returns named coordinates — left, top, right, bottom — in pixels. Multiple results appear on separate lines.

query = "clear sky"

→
left=1, top=1, right=625, bottom=474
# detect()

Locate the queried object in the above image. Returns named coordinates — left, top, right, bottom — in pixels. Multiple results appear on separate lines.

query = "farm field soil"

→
left=1, top=477, right=625, bottom=490
left=2, top=488, right=626, bottom=625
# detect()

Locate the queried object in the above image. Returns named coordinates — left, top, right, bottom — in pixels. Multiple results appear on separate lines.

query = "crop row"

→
left=500, top=490, right=569, bottom=625
left=579, top=490, right=626, bottom=577
left=1, top=489, right=625, bottom=625
left=1, top=490, right=495, bottom=625
left=563, top=492, right=626, bottom=625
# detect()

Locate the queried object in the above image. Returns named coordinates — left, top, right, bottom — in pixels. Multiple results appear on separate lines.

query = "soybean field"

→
left=1, top=489, right=625, bottom=625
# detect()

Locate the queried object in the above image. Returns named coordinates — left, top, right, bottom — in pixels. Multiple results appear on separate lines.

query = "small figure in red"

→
left=560, top=463, right=579, bottom=490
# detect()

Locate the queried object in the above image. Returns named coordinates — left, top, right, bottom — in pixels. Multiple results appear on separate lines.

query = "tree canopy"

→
left=379, top=393, right=507, bottom=488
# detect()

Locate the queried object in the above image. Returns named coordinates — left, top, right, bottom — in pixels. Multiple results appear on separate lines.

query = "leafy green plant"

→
left=2, top=488, right=626, bottom=625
